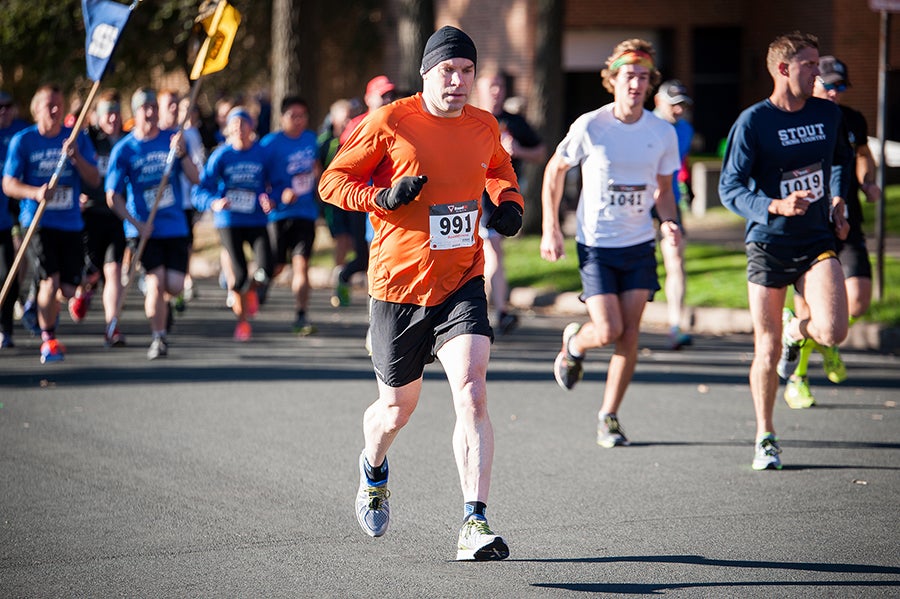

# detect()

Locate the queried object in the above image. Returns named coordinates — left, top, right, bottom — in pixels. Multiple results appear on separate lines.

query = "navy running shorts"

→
left=577, top=240, right=660, bottom=300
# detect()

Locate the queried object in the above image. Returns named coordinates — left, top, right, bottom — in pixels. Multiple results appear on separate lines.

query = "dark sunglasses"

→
left=822, top=80, right=847, bottom=93
left=0, top=103, right=12, bottom=109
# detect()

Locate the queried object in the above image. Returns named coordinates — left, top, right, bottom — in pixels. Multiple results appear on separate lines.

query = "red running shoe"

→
left=234, top=321, right=252, bottom=342
left=244, top=289, right=259, bottom=318
left=68, top=291, right=92, bottom=323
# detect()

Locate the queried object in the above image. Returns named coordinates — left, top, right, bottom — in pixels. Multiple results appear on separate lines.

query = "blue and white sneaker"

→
left=21, top=299, right=41, bottom=336
left=356, top=451, right=390, bottom=537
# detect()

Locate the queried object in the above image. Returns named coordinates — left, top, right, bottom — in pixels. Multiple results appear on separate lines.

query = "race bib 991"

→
left=429, top=200, right=478, bottom=250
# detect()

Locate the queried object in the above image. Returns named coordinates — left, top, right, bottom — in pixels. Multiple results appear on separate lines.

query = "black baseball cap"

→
left=819, top=56, right=851, bottom=87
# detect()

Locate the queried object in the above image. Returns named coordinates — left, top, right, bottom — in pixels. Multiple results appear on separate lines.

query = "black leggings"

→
left=339, top=211, right=369, bottom=284
left=218, top=226, right=274, bottom=292
left=0, top=229, right=19, bottom=335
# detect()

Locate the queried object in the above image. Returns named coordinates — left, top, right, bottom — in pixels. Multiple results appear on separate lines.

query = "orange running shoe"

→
left=234, top=321, right=252, bottom=342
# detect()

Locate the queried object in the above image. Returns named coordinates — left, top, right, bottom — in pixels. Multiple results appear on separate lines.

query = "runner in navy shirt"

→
left=719, top=32, right=851, bottom=470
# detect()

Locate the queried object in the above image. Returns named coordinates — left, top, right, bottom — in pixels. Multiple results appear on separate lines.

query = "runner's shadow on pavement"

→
left=778, top=464, right=900, bottom=471
left=519, top=554, right=900, bottom=593
left=1, top=363, right=378, bottom=387
left=625, top=439, right=900, bottom=460
left=531, top=579, right=900, bottom=594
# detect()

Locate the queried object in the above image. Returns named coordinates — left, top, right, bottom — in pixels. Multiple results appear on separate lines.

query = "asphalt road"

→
left=1, top=278, right=899, bottom=598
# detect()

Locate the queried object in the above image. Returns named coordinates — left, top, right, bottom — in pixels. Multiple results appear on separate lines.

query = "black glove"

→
left=486, top=201, right=523, bottom=236
left=374, top=175, right=428, bottom=211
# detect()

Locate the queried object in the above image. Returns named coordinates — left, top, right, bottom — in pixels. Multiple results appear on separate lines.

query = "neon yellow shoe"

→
left=817, top=343, right=847, bottom=384
left=784, top=375, right=816, bottom=409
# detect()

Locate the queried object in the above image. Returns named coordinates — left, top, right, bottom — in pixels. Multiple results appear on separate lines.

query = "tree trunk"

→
left=270, top=0, right=321, bottom=129
left=394, top=0, right=434, bottom=93
left=522, top=0, right=564, bottom=235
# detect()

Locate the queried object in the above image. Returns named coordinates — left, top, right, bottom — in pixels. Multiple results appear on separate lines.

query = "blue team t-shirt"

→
left=1, top=119, right=29, bottom=230
left=193, top=142, right=269, bottom=229
left=719, top=97, right=847, bottom=246
left=259, top=129, right=319, bottom=223
left=105, top=130, right=189, bottom=239
left=3, top=125, right=97, bottom=232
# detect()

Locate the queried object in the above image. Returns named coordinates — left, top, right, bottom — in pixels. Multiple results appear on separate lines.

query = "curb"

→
left=509, top=288, right=899, bottom=355
left=192, top=259, right=898, bottom=355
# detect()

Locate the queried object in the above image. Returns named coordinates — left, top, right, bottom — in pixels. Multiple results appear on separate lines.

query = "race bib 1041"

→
left=605, top=182, right=648, bottom=217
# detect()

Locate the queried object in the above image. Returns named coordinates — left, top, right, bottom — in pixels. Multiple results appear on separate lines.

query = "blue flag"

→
left=82, top=0, right=132, bottom=81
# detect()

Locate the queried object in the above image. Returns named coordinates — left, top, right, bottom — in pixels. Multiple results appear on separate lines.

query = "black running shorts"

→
left=369, top=276, right=493, bottom=388
left=745, top=239, right=838, bottom=289
left=28, top=228, right=84, bottom=286
left=836, top=237, right=872, bottom=280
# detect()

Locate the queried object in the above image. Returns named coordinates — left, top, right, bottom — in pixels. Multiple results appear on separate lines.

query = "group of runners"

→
left=1, top=86, right=330, bottom=361
left=1, top=25, right=880, bottom=561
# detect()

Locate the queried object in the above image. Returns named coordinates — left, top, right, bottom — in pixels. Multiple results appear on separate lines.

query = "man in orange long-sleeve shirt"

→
left=319, top=25, right=523, bottom=561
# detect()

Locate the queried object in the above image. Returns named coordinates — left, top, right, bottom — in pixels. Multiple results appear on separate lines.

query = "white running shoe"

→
left=752, top=433, right=783, bottom=471
left=456, top=516, right=509, bottom=561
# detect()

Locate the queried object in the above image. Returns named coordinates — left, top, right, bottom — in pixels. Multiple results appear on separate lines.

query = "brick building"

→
left=380, top=0, right=900, bottom=153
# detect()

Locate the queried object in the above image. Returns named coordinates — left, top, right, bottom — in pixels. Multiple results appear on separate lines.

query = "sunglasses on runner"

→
left=819, top=79, right=848, bottom=93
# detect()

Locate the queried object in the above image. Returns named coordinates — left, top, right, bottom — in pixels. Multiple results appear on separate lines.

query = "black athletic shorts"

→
left=268, top=217, right=316, bottom=264
left=836, top=236, right=872, bottom=280
left=28, top=228, right=84, bottom=286
left=130, top=236, right=190, bottom=274
left=369, top=276, right=493, bottom=388
left=746, top=239, right=838, bottom=289
left=83, top=211, right=126, bottom=271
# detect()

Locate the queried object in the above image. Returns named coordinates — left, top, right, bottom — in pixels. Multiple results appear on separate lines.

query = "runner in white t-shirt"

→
left=541, top=38, right=681, bottom=448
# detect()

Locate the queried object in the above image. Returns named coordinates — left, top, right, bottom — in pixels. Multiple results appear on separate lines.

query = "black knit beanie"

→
left=420, top=26, right=477, bottom=76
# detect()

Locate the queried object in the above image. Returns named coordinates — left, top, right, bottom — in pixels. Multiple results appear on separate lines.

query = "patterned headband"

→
left=609, top=50, right=655, bottom=72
